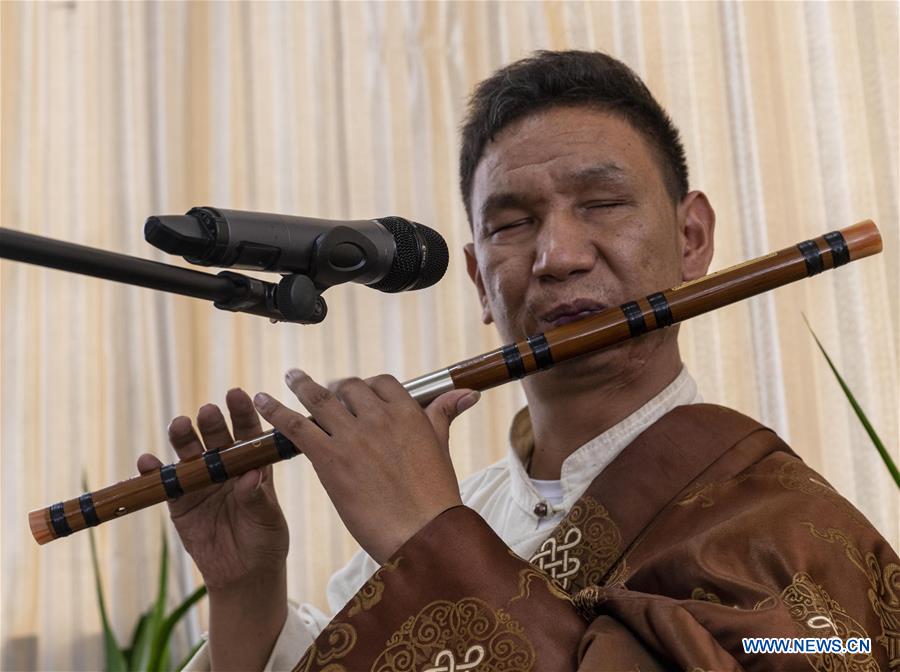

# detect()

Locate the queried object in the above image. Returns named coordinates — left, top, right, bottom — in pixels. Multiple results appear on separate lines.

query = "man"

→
left=155, top=51, right=897, bottom=670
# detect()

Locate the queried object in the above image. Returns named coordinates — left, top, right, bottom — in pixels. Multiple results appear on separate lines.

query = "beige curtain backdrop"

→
left=1, top=1, right=897, bottom=669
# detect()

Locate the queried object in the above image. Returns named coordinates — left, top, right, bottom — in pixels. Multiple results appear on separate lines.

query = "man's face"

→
left=465, top=106, right=691, bottom=380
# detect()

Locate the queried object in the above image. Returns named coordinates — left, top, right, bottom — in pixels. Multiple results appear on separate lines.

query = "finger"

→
left=225, top=387, right=264, bottom=440
left=424, top=389, right=481, bottom=448
left=168, top=416, right=205, bottom=461
left=284, top=369, right=354, bottom=434
left=367, top=373, right=413, bottom=404
left=137, top=452, right=163, bottom=474
left=253, top=392, right=329, bottom=463
left=332, top=377, right=382, bottom=416
left=196, top=403, right=235, bottom=451
left=224, top=388, right=276, bottom=485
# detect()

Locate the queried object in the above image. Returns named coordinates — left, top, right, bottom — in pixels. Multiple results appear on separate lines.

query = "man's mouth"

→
left=539, top=299, right=608, bottom=329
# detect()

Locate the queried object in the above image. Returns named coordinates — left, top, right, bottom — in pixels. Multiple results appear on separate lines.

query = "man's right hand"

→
left=136, top=387, right=290, bottom=591
left=138, top=388, right=291, bottom=669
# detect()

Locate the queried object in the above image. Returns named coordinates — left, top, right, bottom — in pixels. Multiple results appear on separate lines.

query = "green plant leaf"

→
left=122, top=611, right=150, bottom=667
left=147, top=584, right=208, bottom=672
left=88, top=527, right=129, bottom=671
left=84, top=474, right=128, bottom=672
left=804, top=315, right=900, bottom=489
left=129, top=533, right=170, bottom=670
left=175, top=639, right=206, bottom=672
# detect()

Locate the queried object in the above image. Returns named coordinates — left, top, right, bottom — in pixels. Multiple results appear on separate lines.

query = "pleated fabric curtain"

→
left=1, top=2, right=896, bottom=669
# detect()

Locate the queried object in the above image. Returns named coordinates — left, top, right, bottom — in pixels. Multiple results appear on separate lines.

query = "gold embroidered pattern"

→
left=566, top=559, right=630, bottom=620
left=371, top=597, right=534, bottom=672
left=422, top=645, right=485, bottom=672
left=691, top=587, right=722, bottom=604
left=529, top=496, right=622, bottom=593
left=348, top=557, right=402, bottom=617
left=509, top=550, right=572, bottom=605
left=572, top=584, right=606, bottom=621
left=777, top=462, right=868, bottom=527
left=780, top=572, right=879, bottom=671
left=602, top=559, right=629, bottom=590
left=292, top=622, right=357, bottom=672
left=677, top=482, right=716, bottom=508
left=677, top=474, right=750, bottom=508
left=805, top=523, right=900, bottom=667
left=753, top=595, right=778, bottom=611
left=529, top=527, right=582, bottom=590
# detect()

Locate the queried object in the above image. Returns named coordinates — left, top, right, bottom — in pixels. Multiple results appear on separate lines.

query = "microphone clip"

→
left=214, top=271, right=327, bottom=325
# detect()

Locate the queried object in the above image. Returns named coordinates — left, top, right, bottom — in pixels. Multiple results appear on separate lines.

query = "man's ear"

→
left=464, top=243, right=493, bottom=324
left=678, top=191, right=716, bottom=282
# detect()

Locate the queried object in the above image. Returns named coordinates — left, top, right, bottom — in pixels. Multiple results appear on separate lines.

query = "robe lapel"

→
left=529, top=404, right=788, bottom=595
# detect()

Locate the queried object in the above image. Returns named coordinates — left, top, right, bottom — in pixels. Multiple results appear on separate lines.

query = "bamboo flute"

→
left=28, top=220, right=883, bottom=545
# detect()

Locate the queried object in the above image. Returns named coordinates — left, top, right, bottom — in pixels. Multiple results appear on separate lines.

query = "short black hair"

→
left=459, top=50, right=689, bottom=222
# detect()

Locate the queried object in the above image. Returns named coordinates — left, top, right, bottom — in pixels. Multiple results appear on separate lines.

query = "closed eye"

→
left=585, top=201, right=626, bottom=210
left=489, top=218, right=533, bottom=237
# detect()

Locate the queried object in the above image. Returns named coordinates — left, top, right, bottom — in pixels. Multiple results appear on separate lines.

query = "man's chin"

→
left=538, top=348, right=622, bottom=385
left=528, top=334, right=672, bottom=390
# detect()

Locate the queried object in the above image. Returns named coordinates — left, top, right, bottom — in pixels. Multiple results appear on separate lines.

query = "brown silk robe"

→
left=293, top=405, right=900, bottom=671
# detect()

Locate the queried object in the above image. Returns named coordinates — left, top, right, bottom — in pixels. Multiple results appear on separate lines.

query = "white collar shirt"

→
left=457, top=366, right=701, bottom=559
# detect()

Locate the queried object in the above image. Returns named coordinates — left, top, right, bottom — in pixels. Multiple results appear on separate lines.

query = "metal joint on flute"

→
left=403, top=368, right=455, bottom=406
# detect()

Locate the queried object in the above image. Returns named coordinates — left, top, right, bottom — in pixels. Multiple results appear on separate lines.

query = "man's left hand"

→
left=253, top=369, right=480, bottom=564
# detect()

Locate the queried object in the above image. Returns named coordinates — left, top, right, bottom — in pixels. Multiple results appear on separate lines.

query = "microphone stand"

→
left=0, top=227, right=327, bottom=324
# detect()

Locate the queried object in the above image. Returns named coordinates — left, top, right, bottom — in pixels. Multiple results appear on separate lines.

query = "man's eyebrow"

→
left=562, top=162, right=628, bottom=188
left=478, top=192, right=539, bottom=222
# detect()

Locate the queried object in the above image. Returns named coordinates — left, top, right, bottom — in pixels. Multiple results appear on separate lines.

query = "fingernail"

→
left=254, top=392, right=273, bottom=410
left=254, top=471, right=264, bottom=491
left=167, top=416, right=188, bottom=435
left=285, top=368, right=304, bottom=383
left=456, top=391, right=480, bottom=413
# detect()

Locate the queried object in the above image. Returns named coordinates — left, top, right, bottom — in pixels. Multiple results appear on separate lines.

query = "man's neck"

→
left=523, top=342, right=684, bottom=480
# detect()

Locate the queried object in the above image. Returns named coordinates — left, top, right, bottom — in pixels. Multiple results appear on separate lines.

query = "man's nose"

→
left=531, top=214, right=598, bottom=281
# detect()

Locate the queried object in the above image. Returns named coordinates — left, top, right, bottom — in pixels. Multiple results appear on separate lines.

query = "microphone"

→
left=144, top=206, right=449, bottom=292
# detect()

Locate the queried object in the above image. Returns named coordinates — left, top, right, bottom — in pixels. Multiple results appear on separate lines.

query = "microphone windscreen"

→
left=370, top=217, right=449, bottom=292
